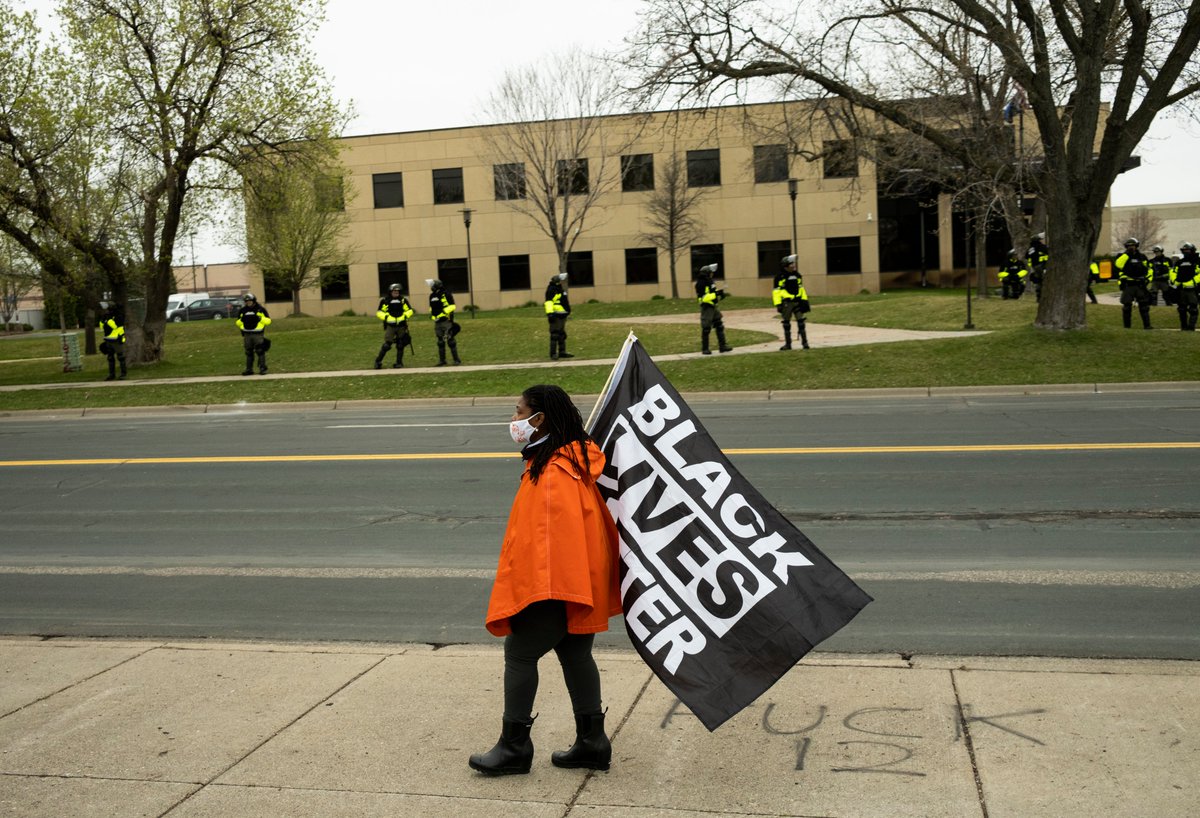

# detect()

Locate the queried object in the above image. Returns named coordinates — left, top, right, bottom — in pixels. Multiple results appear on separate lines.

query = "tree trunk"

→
left=292, top=288, right=301, bottom=315
left=1034, top=206, right=1099, bottom=332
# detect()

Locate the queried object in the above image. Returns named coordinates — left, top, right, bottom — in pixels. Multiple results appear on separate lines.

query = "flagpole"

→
left=585, top=331, right=637, bottom=431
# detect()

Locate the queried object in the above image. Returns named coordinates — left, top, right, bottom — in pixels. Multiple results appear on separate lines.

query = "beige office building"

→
left=256, top=103, right=1041, bottom=316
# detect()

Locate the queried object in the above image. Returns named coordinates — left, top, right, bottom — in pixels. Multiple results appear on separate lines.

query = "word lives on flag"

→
left=587, top=336, right=872, bottom=731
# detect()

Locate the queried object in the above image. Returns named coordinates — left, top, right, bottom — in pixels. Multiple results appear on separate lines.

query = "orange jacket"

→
left=485, top=440, right=621, bottom=636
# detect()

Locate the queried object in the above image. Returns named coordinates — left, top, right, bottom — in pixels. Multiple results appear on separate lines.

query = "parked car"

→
left=167, top=297, right=239, bottom=322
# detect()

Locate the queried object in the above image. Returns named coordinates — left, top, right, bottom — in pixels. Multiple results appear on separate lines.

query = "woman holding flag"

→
left=469, top=384, right=622, bottom=776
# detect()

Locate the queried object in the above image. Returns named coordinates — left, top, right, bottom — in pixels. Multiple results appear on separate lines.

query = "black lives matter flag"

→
left=587, top=335, right=872, bottom=731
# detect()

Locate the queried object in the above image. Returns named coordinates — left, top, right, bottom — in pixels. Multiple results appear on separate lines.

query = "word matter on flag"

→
left=587, top=334, right=872, bottom=731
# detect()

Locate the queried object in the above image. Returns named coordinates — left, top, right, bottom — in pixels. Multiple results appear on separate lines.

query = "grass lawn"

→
left=1, top=286, right=1195, bottom=411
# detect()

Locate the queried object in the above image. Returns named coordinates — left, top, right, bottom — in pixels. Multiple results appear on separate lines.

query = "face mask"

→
left=509, top=413, right=541, bottom=445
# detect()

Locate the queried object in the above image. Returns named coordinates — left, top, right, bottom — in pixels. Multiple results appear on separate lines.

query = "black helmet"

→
left=243, top=293, right=257, bottom=302
left=1181, top=242, right=1197, bottom=252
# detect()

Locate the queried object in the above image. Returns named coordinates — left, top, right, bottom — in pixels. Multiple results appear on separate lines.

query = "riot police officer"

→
left=695, top=263, right=732, bottom=355
left=236, top=293, right=272, bottom=375
left=1170, top=242, right=1199, bottom=331
left=1115, top=238, right=1153, bottom=329
left=998, top=249, right=1028, bottom=300
left=98, top=303, right=127, bottom=381
left=1148, top=245, right=1175, bottom=307
left=426, top=278, right=461, bottom=366
left=374, top=283, right=414, bottom=368
left=544, top=272, right=573, bottom=360
left=773, top=254, right=810, bottom=349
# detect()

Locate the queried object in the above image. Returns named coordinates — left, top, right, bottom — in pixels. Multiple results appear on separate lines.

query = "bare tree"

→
left=0, top=0, right=344, bottom=363
left=623, top=0, right=1200, bottom=330
left=479, top=53, right=639, bottom=277
left=1113, top=207, right=1166, bottom=252
left=638, top=151, right=709, bottom=299
left=241, top=151, right=356, bottom=315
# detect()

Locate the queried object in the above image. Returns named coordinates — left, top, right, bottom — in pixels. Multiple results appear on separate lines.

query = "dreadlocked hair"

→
left=523, top=384, right=592, bottom=484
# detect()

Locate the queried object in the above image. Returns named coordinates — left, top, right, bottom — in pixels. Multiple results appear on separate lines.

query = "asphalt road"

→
left=1, top=389, right=1197, bottom=657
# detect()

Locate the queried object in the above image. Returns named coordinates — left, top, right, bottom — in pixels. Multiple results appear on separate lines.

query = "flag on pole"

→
left=587, top=335, right=872, bottom=731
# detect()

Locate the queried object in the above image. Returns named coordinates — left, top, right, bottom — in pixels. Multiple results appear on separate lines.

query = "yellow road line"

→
left=1, top=442, right=1197, bottom=467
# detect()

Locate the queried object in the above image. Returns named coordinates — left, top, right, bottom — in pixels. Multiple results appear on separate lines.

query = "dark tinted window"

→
left=433, top=167, right=464, bottom=204
left=757, top=240, right=792, bottom=278
left=499, top=255, right=531, bottom=291
left=826, top=236, right=862, bottom=274
left=378, top=261, right=409, bottom=296
left=566, top=251, right=594, bottom=287
left=437, top=258, right=470, bottom=294
left=624, top=248, right=658, bottom=284
left=372, top=172, right=404, bottom=208
left=320, top=264, right=351, bottom=300
left=687, top=149, right=720, bottom=187
left=494, top=163, right=526, bottom=200
left=621, top=154, right=655, bottom=192
left=556, top=158, right=589, bottom=196
left=689, top=244, right=724, bottom=279
left=823, top=140, right=858, bottom=179
left=753, top=144, right=788, bottom=183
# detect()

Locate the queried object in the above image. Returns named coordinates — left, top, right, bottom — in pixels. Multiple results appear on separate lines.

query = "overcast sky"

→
left=15, top=0, right=1200, bottom=263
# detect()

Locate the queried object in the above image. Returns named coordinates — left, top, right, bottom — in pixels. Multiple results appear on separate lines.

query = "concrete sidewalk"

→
left=1, top=638, right=1196, bottom=817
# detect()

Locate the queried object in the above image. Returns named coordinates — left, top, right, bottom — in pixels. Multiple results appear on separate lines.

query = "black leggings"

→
left=503, top=600, right=601, bottom=722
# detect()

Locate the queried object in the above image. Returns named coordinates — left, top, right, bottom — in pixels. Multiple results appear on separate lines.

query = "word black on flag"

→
left=588, top=336, right=872, bottom=731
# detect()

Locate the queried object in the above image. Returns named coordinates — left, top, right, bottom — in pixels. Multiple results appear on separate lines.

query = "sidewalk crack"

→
left=951, top=668, right=990, bottom=818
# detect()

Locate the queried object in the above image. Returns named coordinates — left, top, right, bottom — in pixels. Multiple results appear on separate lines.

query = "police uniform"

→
left=695, top=264, right=732, bottom=355
left=544, top=274, right=573, bottom=360
left=1170, top=244, right=1199, bottom=331
left=1087, top=261, right=1100, bottom=304
left=772, top=255, right=810, bottom=349
left=374, top=287, right=414, bottom=368
left=236, top=295, right=272, bottom=374
left=1115, top=240, right=1153, bottom=329
left=1026, top=236, right=1049, bottom=301
left=1148, top=248, right=1175, bottom=307
left=998, top=252, right=1028, bottom=300
left=98, top=305, right=127, bottom=381
left=427, top=280, right=461, bottom=366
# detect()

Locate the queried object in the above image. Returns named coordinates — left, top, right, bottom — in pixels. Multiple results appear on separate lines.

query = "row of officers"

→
left=997, top=236, right=1199, bottom=330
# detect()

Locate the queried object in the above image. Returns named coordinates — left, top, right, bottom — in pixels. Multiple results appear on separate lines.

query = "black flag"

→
left=588, top=336, right=872, bottom=731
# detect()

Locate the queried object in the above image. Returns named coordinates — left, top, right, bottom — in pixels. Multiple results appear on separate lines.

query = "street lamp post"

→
left=460, top=208, right=475, bottom=318
left=787, top=178, right=799, bottom=255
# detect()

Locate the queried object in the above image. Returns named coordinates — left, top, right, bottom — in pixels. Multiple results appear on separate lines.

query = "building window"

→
left=826, top=236, right=862, bottom=274
left=690, top=244, right=724, bottom=279
left=624, top=248, right=658, bottom=284
left=499, top=254, right=531, bottom=291
left=556, top=158, right=589, bottom=196
left=823, top=140, right=858, bottom=179
left=432, top=167, right=464, bottom=205
left=757, top=240, right=792, bottom=278
left=377, top=261, right=409, bottom=296
left=621, top=154, right=655, bottom=192
left=753, top=144, right=789, bottom=183
left=494, top=163, right=526, bottom=200
left=262, top=272, right=290, bottom=303
left=315, top=174, right=345, bottom=211
left=372, top=172, right=404, bottom=208
left=566, top=251, right=594, bottom=287
left=319, top=264, right=350, bottom=300
left=687, top=149, right=721, bottom=187
left=437, top=258, right=470, bottom=295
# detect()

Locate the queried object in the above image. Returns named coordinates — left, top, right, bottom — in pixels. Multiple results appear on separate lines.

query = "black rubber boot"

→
left=716, top=327, right=732, bottom=353
left=550, top=338, right=558, bottom=360
left=451, top=343, right=461, bottom=365
left=106, top=359, right=116, bottom=381
left=1122, top=308, right=1132, bottom=329
left=469, top=717, right=534, bottom=776
left=243, top=354, right=254, bottom=376
left=779, top=322, right=791, bottom=350
left=551, top=712, right=611, bottom=771
left=393, top=348, right=404, bottom=368
left=558, top=339, right=574, bottom=359
left=375, top=345, right=388, bottom=369
left=437, top=344, right=447, bottom=367
left=799, top=323, right=810, bottom=349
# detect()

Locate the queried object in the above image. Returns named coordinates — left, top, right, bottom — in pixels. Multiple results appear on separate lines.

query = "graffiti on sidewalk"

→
left=659, top=698, right=1046, bottom=776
